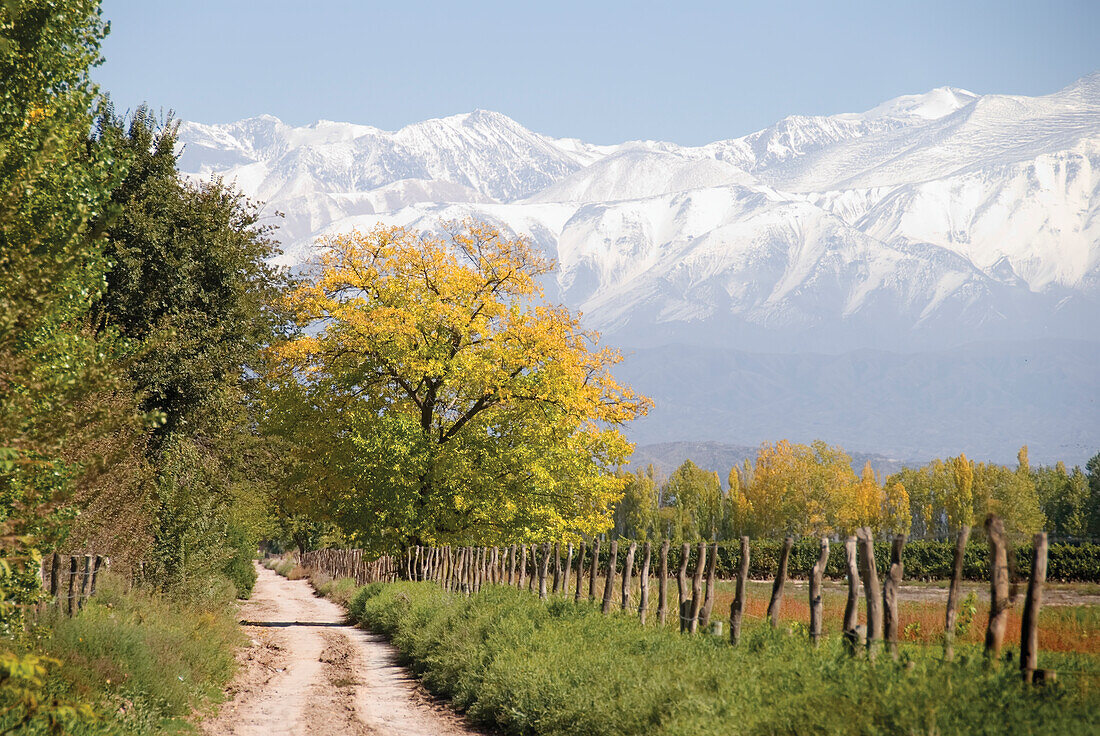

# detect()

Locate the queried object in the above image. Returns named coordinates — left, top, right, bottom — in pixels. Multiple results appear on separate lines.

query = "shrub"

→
left=348, top=582, right=1099, bottom=736
left=3, top=573, right=243, bottom=735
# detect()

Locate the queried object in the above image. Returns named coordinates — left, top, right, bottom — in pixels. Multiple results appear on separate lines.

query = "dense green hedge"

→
left=347, top=582, right=1099, bottom=736
left=527, top=539, right=1100, bottom=583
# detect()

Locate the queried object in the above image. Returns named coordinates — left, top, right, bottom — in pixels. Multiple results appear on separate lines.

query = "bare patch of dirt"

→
left=200, top=565, right=480, bottom=736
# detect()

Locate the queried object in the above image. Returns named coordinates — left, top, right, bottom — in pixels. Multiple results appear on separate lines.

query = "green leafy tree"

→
left=1087, top=452, right=1100, bottom=538
left=971, top=457, right=1044, bottom=540
left=1034, top=462, right=1091, bottom=538
left=661, top=460, right=722, bottom=540
left=82, top=108, right=290, bottom=594
left=0, top=0, right=124, bottom=613
left=613, top=466, right=659, bottom=540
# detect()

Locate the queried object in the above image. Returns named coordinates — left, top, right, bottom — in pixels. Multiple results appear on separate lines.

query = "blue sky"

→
left=96, top=0, right=1100, bottom=145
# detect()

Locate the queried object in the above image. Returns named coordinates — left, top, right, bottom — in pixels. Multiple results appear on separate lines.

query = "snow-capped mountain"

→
left=177, top=75, right=1100, bottom=464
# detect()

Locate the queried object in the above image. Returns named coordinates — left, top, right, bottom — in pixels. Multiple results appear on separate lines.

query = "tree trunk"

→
left=730, top=536, right=749, bottom=645
left=943, top=526, right=971, bottom=661
left=767, top=537, right=793, bottom=628
left=810, top=537, right=830, bottom=646
left=984, top=514, right=1010, bottom=660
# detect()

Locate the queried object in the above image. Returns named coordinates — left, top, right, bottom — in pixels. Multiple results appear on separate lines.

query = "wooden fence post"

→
left=456, top=547, right=466, bottom=594
left=688, top=541, right=707, bottom=633
left=857, top=527, right=882, bottom=658
left=78, top=555, right=92, bottom=609
left=843, top=536, right=859, bottom=635
left=657, top=540, right=669, bottom=626
left=508, top=545, right=516, bottom=586
left=589, top=539, right=600, bottom=602
left=700, top=542, right=718, bottom=629
left=638, top=541, right=652, bottom=624
left=883, top=535, right=906, bottom=660
left=943, top=526, right=971, bottom=661
left=66, top=556, right=78, bottom=617
left=676, top=542, right=690, bottom=632
left=90, top=556, right=103, bottom=597
left=575, top=541, right=586, bottom=602
left=601, top=540, right=618, bottom=614
left=621, top=541, right=636, bottom=611
left=528, top=545, right=536, bottom=591
left=563, top=542, right=573, bottom=594
left=49, top=553, right=60, bottom=601
left=1021, top=532, right=1048, bottom=683
left=550, top=543, right=558, bottom=594
left=538, top=542, right=551, bottom=600
left=810, top=537, right=830, bottom=646
left=519, top=545, right=528, bottom=589
left=767, top=537, right=793, bottom=628
left=984, top=514, right=1010, bottom=661
left=730, top=536, right=749, bottom=645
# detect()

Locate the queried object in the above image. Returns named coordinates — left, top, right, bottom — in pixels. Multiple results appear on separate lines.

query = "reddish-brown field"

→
left=578, top=575, right=1100, bottom=654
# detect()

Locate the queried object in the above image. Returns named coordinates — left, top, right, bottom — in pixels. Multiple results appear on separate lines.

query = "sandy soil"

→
left=200, top=565, right=480, bottom=736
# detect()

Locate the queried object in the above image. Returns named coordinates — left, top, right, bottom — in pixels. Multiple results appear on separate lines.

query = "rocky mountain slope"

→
left=177, top=75, right=1100, bottom=464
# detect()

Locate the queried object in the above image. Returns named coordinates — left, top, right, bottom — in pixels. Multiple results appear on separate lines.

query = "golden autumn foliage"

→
left=265, top=221, right=650, bottom=548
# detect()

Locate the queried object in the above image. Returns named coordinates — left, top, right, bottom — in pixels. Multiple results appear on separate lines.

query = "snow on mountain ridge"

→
left=176, top=75, right=1100, bottom=351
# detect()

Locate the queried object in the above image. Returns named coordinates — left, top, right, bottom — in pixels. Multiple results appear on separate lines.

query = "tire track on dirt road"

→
left=201, top=564, right=479, bottom=736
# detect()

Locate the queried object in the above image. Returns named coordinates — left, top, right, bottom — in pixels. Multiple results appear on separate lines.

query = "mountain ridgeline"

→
left=178, top=75, right=1100, bottom=465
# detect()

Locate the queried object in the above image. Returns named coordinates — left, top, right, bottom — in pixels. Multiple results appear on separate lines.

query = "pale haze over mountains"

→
left=177, top=74, right=1100, bottom=469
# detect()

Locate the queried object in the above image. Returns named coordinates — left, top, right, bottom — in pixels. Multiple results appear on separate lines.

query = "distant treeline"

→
left=567, top=538, right=1100, bottom=584
left=612, top=441, right=1100, bottom=543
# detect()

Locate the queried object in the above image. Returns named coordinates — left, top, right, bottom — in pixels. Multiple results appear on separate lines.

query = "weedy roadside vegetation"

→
left=262, top=555, right=307, bottom=580
left=1, top=574, right=243, bottom=735
left=340, top=581, right=1099, bottom=736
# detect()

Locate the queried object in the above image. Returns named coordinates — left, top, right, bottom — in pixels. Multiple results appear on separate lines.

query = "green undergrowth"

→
left=1, top=573, right=243, bottom=735
left=345, top=582, right=1099, bottom=736
left=262, top=555, right=305, bottom=580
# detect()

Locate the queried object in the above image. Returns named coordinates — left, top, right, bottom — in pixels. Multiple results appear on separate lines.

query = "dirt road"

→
left=201, top=565, right=480, bottom=736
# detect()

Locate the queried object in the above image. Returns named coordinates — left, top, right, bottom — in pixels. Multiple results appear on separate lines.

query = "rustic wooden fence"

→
left=38, top=553, right=112, bottom=617
left=295, top=513, right=1052, bottom=684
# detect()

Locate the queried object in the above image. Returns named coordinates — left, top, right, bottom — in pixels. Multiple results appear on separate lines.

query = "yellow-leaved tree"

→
left=264, top=221, right=650, bottom=548
left=837, top=461, right=884, bottom=535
